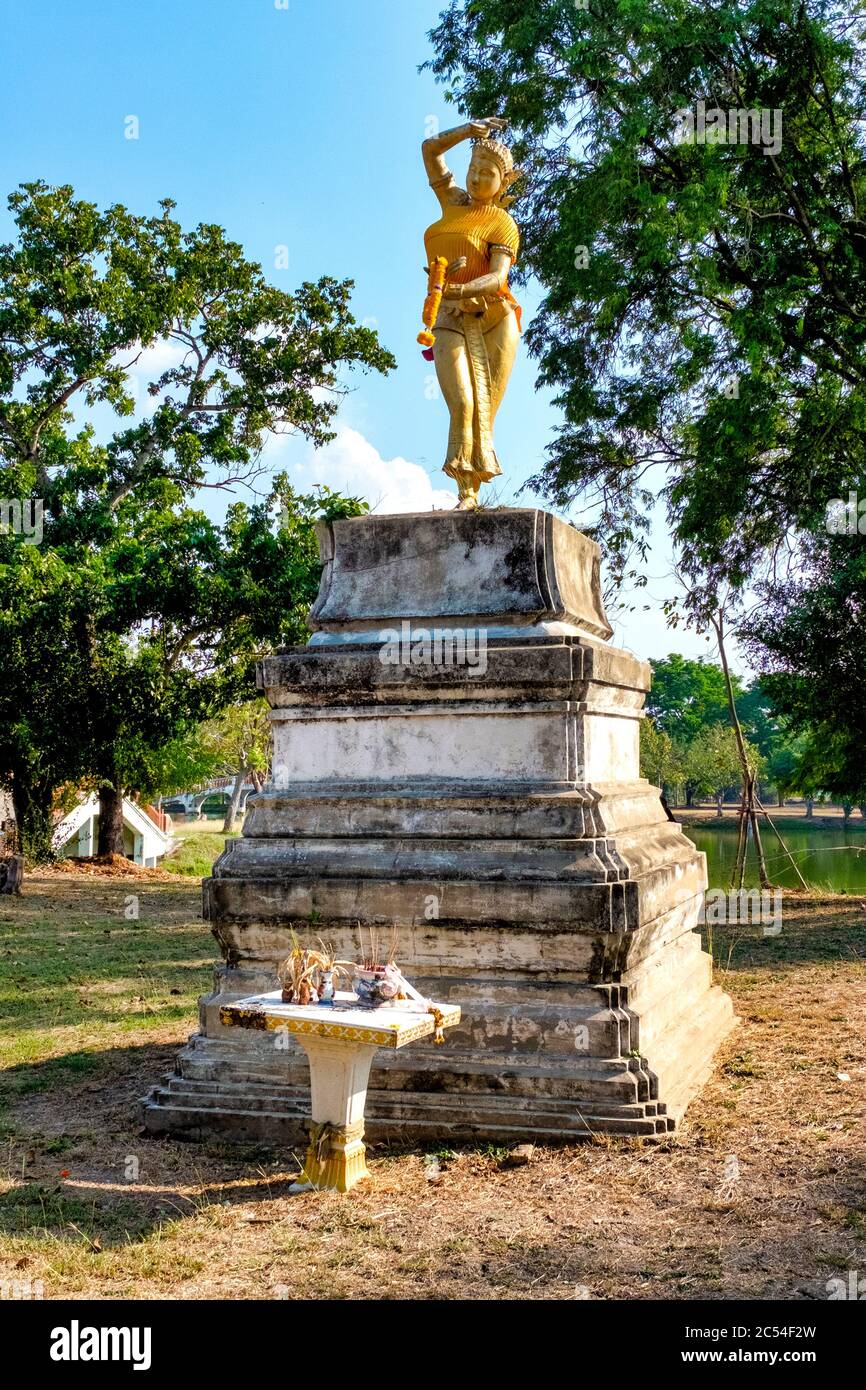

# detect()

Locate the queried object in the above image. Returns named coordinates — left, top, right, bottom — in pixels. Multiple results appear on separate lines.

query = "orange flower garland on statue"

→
left=417, top=255, right=449, bottom=349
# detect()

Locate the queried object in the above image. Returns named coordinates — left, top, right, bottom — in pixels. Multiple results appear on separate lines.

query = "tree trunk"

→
left=710, top=611, right=772, bottom=888
left=97, top=784, right=125, bottom=857
left=223, top=769, right=247, bottom=834
left=716, top=789, right=724, bottom=818
left=0, top=855, right=23, bottom=895
left=805, top=798, right=814, bottom=819
left=686, top=785, right=694, bottom=808
left=778, top=791, right=785, bottom=807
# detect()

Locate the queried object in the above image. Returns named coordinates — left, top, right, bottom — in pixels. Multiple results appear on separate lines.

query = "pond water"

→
left=684, top=820, right=866, bottom=892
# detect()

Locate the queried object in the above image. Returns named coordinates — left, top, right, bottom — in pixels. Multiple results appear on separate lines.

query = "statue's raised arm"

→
left=418, top=121, right=523, bottom=510
left=422, top=118, right=508, bottom=208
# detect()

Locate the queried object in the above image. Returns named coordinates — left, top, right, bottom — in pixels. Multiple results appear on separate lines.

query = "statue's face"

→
left=467, top=151, right=504, bottom=202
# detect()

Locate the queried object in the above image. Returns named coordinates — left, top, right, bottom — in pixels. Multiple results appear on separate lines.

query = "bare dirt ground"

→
left=0, top=876, right=863, bottom=1300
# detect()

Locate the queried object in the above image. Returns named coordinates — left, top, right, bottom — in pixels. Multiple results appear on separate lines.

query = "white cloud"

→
left=112, top=338, right=188, bottom=417
left=276, top=426, right=456, bottom=513
left=127, top=338, right=188, bottom=377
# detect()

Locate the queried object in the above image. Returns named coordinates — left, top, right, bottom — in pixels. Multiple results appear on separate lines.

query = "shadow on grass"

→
left=0, top=1038, right=300, bottom=1252
left=0, top=1165, right=302, bottom=1253
left=0, top=1039, right=187, bottom=1109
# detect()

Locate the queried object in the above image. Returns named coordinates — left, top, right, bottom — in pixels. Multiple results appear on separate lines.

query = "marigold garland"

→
left=417, top=255, right=449, bottom=349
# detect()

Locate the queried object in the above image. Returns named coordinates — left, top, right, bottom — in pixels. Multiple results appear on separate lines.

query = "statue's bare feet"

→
left=456, top=494, right=479, bottom=511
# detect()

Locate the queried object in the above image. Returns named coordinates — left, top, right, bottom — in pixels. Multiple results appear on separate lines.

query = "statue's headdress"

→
left=471, top=135, right=525, bottom=206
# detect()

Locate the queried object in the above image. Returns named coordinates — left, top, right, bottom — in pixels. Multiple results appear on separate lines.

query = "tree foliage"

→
left=427, top=1, right=866, bottom=591
left=684, top=723, right=763, bottom=807
left=0, top=183, right=394, bottom=858
left=643, top=652, right=801, bottom=804
left=202, top=699, right=272, bottom=832
left=743, top=534, right=866, bottom=798
left=639, top=717, right=684, bottom=790
left=646, top=654, right=740, bottom=741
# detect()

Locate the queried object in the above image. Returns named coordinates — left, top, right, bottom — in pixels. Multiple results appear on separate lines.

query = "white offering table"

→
left=220, top=991, right=460, bottom=1191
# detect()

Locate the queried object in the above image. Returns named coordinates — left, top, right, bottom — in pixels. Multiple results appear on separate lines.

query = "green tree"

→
left=428, top=1, right=866, bottom=812
left=737, top=679, right=784, bottom=760
left=0, top=553, right=98, bottom=860
left=135, top=728, right=225, bottom=807
left=639, top=717, right=684, bottom=800
left=766, top=741, right=804, bottom=806
left=427, top=1, right=866, bottom=589
left=683, top=724, right=760, bottom=817
left=0, top=182, right=394, bottom=859
left=646, top=654, right=739, bottom=743
left=201, top=700, right=272, bottom=834
left=744, top=535, right=866, bottom=805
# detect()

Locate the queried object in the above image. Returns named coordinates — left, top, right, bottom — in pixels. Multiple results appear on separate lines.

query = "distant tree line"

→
left=639, top=654, right=855, bottom=817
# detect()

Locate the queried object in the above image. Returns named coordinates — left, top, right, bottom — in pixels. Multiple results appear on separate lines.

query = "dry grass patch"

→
left=0, top=880, right=864, bottom=1299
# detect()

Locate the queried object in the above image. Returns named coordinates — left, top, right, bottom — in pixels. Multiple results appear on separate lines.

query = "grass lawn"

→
left=161, top=822, right=240, bottom=877
left=0, top=871, right=864, bottom=1300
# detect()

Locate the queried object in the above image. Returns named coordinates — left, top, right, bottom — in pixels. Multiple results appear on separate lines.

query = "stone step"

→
left=143, top=1080, right=673, bottom=1136
left=365, top=1101, right=671, bottom=1137
left=175, top=1050, right=653, bottom=1104
left=205, top=862, right=705, bottom=937
left=644, top=987, right=737, bottom=1121
left=147, top=1085, right=305, bottom=1116
left=215, top=835, right=639, bottom=884
left=178, top=1033, right=649, bottom=1078
left=242, top=783, right=671, bottom=842
left=180, top=1019, right=649, bottom=1068
left=624, top=939, right=716, bottom=1049
left=141, top=1096, right=672, bottom=1142
left=150, top=1074, right=666, bottom=1128
left=140, top=1102, right=307, bottom=1143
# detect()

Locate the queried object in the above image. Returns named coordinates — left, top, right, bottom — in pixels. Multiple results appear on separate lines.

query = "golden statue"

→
left=420, top=118, right=522, bottom=510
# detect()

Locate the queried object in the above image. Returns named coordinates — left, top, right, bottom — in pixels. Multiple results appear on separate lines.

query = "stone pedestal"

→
left=143, top=508, right=735, bottom=1143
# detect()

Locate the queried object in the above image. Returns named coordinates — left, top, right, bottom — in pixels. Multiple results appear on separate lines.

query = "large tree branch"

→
left=28, top=374, right=92, bottom=457
left=108, top=344, right=216, bottom=509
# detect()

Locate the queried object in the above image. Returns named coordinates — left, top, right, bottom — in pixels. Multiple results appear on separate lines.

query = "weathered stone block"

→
left=307, top=507, right=612, bottom=639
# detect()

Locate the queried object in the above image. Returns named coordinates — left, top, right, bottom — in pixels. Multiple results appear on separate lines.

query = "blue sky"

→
left=0, top=0, right=725, bottom=668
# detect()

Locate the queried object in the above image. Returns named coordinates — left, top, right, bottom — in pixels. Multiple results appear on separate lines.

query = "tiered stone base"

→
left=142, top=510, right=736, bottom=1145
left=143, top=784, right=734, bottom=1143
left=301, top=1119, right=369, bottom=1192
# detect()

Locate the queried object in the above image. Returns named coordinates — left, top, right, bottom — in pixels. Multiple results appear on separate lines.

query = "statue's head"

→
left=468, top=136, right=521, bottom=205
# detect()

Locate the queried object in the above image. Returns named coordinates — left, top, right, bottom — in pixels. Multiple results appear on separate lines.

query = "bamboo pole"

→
left=710, top=610, right=773, bottom=888
left=754, top=793, right=810, bottom=889
left=732, top=784, right=748, bottom=890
